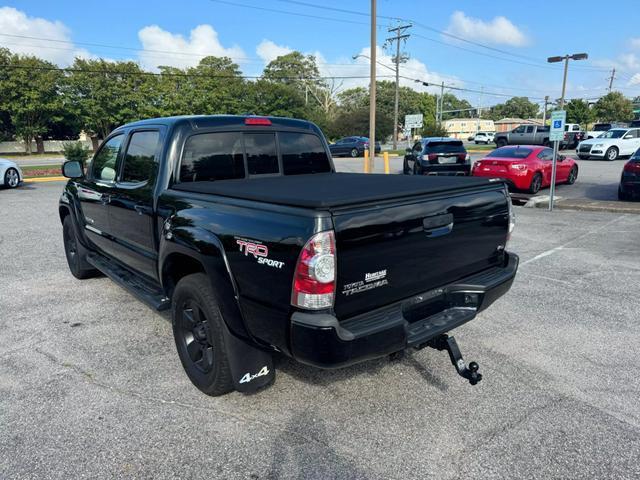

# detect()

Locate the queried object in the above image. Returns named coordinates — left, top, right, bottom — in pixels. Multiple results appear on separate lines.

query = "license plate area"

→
left=438, top=156, right=457, bottom=164
left=402, top=291, right=448, bottom=323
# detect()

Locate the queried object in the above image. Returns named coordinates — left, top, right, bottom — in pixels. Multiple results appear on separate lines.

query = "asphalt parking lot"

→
left=1, top=181, right=640, bottom=479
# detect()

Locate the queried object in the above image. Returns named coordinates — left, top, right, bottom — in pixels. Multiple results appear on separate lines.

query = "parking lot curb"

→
left=25, top=176, right=66, bottom=183
left=534, top=198, right=640, bottom=214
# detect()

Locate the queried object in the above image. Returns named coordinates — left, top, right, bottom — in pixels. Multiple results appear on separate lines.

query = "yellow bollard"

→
left=364, top=149, right=369, bottom=173
left=383, top=151, right=390, bottom=174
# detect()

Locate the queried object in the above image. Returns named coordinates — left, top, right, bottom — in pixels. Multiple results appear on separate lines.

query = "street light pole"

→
left=368, top=0, right=376, bottom=173
left=547, top=53, right=588, bottom=211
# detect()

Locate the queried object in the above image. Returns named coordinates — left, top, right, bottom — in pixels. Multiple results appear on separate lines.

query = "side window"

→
left=281, top=132, right=332, bottom=175
left=245, top=133, right=278, bottom=175
left=180, top=132, right=245, bottom=182
left=538, top=148, right=553, bottom=160
left=121, top=131, right=160, bottom=184
left=514, top=126, right=525, bottom=133
left=629, top=129, right=640, bottom=138
left=91, top=134, right=124, bottom=182
left=525, top=126, right=535, bottom=133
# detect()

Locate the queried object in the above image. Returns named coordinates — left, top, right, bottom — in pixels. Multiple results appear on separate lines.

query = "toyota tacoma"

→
left=59, top=115, right=518, bottom=396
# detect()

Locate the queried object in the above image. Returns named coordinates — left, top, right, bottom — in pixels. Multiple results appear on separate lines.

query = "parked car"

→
left=471, top=145, right=578, bottom=194
left=472, top=132, right=495, bottom=144
left=585, top=122, right=628, bottom=139
left=0, top=158, right=23, bottom=189
left=563, top=124, right=585, bottom=149
left=629, top=120, right=640, bottom=128
left=494, top=125, right=560, bottom=148
left=403, top=137, right=470, bottom=175
left=328, top=136, right=381, bottom=157
left=618, top=148, right=640, bottom=200
left=59, top=115, right=518, bottom=396
left=577, top=128, right=640, bottom=161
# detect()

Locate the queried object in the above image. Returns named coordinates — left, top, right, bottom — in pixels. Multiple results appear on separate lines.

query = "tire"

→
left=172, top=273, right=234, bottom=396
left=528, top=172, right=543, bottom=194
left=413, top=161, right=421, bottom=175
left=543, top=139, right=551, bottom=147
left=403, top=159, right=410, bottom=175
left=350, top=148, right=358, bottom=158
left=474, top=141, right=479, bottom=144
left=496, top=139, right=507, bottom=148
left=566, top=166, right=578, bottom=185
left=62, top=215, right=99, bottom=279
left=605, top=147, right=618, bottom=161
left=618, top=186, right=629, bottom=201
left=4, top=167, right=20, bottom=188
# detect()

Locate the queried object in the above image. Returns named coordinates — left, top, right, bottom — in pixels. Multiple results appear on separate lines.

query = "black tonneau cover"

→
left=171, top=173, right=499, bottom=208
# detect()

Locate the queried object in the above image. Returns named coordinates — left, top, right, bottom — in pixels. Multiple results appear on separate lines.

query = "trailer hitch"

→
left=426, top=334, right=482, bottom=385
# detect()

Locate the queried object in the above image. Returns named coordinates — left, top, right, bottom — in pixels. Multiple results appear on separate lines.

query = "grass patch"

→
left=22, top=164, right=62, bottom=177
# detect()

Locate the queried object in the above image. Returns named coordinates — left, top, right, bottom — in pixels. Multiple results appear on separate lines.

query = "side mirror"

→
left=405, top=148, right=413, bottom=154
left=62, top=160, right=84, bottom=179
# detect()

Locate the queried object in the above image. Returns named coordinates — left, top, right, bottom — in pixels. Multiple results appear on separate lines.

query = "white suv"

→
left=472, top=132, right=495, bottom=144
left=577, top=128, right=640, bottom=161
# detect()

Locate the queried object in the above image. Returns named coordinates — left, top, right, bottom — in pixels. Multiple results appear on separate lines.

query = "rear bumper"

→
left=620, top=178, right=640, bottom=198
left=290, top=252, right=519, bottom=368
left=420, top=163, right=471, bottom=176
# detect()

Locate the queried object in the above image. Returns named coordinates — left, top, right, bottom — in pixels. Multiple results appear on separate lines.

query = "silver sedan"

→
left=0, top=158, right=23, bottom=188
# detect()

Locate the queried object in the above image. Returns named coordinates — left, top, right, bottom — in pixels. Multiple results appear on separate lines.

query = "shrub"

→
left=62, top=142, right=91, bottom=167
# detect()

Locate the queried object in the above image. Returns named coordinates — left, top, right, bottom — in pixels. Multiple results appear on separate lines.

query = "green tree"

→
left=65, top=58, right=153, bottom=147
left=489, top=96, right=539, bottom=120
left=441, top=93, right=473, bottom=120
left=593, top=92, right=633, bottom=122
left=0, top=52, right=63, bottom=153
left=565, top=99, right=594, bottom=126
left=244, top=79, right=307, bottom=118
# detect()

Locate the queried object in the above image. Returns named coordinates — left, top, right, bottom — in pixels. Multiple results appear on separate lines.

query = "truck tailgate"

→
left=332, top=185, right=509, bottom=319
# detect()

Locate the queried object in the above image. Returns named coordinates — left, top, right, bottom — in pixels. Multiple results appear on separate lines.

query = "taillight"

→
left=458, top=153, right=467, bottom=162
left=292, top=231, right=336, bottom=310
left=624, top=161, right=640, bottom=173
left=510, top=163, right=527, bottom=171
left=424, top=154, right=437, bottom=161
left=245, top=117, right=272, bottom=126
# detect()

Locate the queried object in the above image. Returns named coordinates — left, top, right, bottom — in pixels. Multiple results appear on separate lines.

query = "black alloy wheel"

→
left=175, top=299, right=215, bottom=374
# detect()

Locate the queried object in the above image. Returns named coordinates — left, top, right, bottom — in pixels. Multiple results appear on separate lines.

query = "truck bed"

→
left=171, top=172, right=498, bottom=209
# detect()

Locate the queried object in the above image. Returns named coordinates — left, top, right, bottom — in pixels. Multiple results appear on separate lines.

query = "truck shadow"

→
left=274, top=351, right=448, bottom=393
left=266, top=410, right=367, bottom=480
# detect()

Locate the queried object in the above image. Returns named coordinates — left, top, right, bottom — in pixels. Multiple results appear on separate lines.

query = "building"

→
left=494, top=118, right=543, bottom=133
left=443, top=118, right=495, bottom=139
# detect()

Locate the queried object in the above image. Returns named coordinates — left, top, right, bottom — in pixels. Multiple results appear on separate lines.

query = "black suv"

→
left=403, top=138, right=470, bottom=176
left=329, top=136, right=381, bottom=158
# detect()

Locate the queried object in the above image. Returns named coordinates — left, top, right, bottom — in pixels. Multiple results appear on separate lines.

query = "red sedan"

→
left=471, top=146, right=579, bottom=194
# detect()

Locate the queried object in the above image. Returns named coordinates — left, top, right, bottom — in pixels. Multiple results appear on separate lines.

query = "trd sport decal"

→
left=342, top=269, right=389, bottom=296
left=235, top=238, right=284, bottom=269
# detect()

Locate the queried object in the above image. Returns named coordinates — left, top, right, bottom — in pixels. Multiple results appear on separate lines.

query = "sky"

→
left=2, top=0, right=640, bottom=110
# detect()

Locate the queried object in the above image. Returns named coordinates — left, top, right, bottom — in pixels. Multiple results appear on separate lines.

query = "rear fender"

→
left=159, top=226, right=274, bottom=393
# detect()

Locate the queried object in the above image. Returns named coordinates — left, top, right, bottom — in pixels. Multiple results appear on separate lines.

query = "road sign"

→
left=550, top=110, right=566, bottom=141
left=405, top=114, right=423, bottom=128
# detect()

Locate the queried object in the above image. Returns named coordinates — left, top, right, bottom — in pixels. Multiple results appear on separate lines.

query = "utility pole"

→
left=438, top=81, right=445, bottom=124
left=385, top=23, right=411, bottom=150
left=542, top=95, right=549, bottom=125
left=608, top=68, right=616, bottom=92
left=368, top=0, right=376, bottom=172
left=475, top=86, right=484, bottom=134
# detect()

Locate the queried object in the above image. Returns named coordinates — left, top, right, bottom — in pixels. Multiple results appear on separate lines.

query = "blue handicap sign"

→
left=553, top=120, right=562, bottom=128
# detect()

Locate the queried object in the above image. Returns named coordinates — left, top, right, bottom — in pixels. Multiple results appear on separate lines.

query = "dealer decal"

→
left=342, top=269, right=389, bottom=296
left=235, top=238, right=284, bottom=269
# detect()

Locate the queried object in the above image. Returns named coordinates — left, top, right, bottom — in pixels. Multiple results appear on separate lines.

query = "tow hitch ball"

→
left=426, top=334, right=482, bottom=385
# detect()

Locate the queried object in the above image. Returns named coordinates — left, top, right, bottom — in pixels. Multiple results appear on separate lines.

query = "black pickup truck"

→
left=59, top=115, right=518, bottom=396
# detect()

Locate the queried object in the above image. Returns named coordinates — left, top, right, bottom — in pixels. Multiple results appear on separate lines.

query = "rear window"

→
left=281, top=132, right=331, bottom=175
left=245, top=133, right=278, bottom=175
left=424, top=141, right=465, bottom=154
left=489, top=147, right=533, bottom=159
left=594, top=124, right=611, bottom=131
left=180, top=132, right=245, bottom=182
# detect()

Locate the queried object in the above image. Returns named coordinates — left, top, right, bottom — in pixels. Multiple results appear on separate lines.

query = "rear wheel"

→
left=62, top=216, right=99, bottom=279
left=172, top=273, right=234, bottom=396
left=350, top=148, right=358, bottom=158
left=566, top=166, right=578, bottom=185
left=4, top=168, right=19, bottom=188
left=413, top=161, right=421, bottom=175
left=496, top=139, right=507, bottom=148
left=605, top=147, right=618, bottom=161
left=618, top=186, right=629, bottom=201
left=528, top=172, right=543, bottom=194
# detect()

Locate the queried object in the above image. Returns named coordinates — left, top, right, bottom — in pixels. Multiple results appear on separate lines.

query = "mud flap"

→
left=221, top=326, right=275, bottom=393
